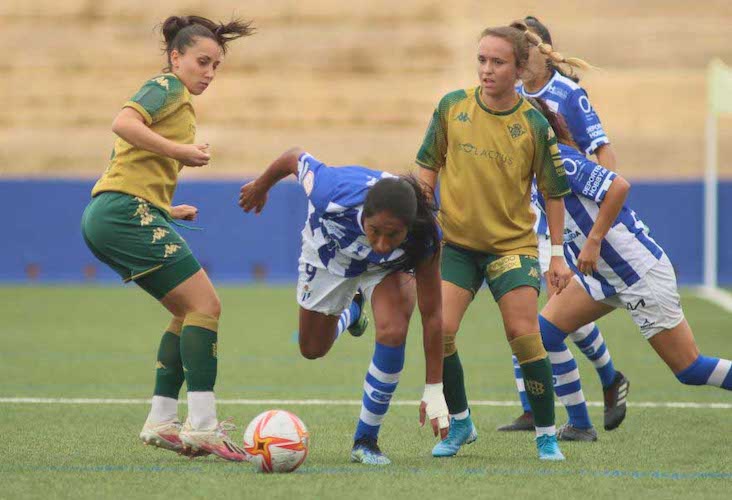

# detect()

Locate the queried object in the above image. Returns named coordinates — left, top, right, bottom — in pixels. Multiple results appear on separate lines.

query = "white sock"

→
left=187, top=391, right=218, bottom=430
left=452, top=409, right=470, bottom=421
left=146, top=396, right=178, bottom=424
left=535, top=425, right=556, bottom=438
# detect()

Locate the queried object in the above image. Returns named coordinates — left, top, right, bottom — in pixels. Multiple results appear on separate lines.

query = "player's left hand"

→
left=239, top=179, right=269, bottom=214
left=420, top=383, right=449, bottom=439
left=170, top=204, right=198, bottom=221
left=577, top=238, right=601, bottom=275
left=548, top=256, right=573, bottom=294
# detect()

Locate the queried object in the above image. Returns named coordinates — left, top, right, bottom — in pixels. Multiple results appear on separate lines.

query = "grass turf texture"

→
left=1, top=286, right=731, bottom=499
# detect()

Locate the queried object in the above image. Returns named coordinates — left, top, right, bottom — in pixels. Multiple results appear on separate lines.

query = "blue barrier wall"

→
left=1, top=179, right=730, bottom=285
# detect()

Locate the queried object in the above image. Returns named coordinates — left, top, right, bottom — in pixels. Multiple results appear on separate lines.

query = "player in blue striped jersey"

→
left=239, top=148, right=449, bottom=465
left=532, top=100, right=732, bottom=416
left=500, top=17, right=627, bottom=438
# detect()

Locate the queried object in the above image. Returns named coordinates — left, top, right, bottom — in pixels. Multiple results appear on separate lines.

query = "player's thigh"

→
left=542, top=278, right=613, bottom=332
left=496, top=286, right=540, bottom=340
left=648, top=319, right=700, bottom=374
left=370, top=271, right=415, bottom=347
left=441, top=280, right=474, bottom=338
left=159, top=268, right=221, bottom=319
left=440, top=244, right=482, bottom=337
left=298, top=307, right=340, bottom=359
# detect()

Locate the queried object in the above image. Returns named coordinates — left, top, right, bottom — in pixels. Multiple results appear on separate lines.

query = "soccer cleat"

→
left=603, top=371, right=630, bottom=431
left=432, top=415, right=478, bottom=457
left=350, top=437, right=391, bottom=465
left=347, top=291, right=369, bottom=338
left=536, top=434, right=566, bottom=461
left=179, top=418, right=248, bottom=462
left=139, top=419, right=184, bottom=453
left=497, top=411, right=534, bottom=432
left=557, top=423, right=598, bottom=442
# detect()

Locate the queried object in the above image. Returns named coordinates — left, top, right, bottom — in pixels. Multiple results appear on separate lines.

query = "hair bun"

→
left=161, top=16, right=191, bottom=43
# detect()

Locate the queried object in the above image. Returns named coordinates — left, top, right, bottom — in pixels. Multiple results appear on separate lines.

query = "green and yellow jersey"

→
left=416, top=87, right=570, bottom=257
left=92, top=73, right=195, bottom=213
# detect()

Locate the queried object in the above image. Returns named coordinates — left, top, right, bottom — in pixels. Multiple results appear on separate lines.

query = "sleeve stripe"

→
left=122, top=102, right=153, bottom=125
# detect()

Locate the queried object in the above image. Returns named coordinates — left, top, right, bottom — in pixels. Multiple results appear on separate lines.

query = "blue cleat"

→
left=536, top=434, right=566, bottom=461
left=350, top=437, right=391, bottom=465
left=431, top=415, right=478, bottom=457
left=347, top=291, right=369, bottom=338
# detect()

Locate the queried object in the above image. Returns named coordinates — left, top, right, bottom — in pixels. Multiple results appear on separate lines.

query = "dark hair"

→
left=161, top=15, right=255, bottom=71
left=525, top=96, right=578, bottom=149
left=521, top=16, right=581, bottom=83
left=363, top=175, right=440, bottom=272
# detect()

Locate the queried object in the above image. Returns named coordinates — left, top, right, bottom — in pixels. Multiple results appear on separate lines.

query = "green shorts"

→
left=441, top=243, right=541, bottom=302
left=81, top=192, right=201, bottom=300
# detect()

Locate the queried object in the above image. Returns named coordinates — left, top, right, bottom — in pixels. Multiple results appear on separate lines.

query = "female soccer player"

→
left=81, top=15, right=254, bottom=461
left=416, top=23, right=574, bottom=460
left=239, top=148, right=449, bottom=465
left=500, top=17, right=628, bottom=438
left=530, top=100, right=732, bottom=406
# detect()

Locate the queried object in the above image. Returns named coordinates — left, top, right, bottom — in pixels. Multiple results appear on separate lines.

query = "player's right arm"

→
left=238, top=147, right=304, bottom=214
left=111, top=108, right=210, bottom=167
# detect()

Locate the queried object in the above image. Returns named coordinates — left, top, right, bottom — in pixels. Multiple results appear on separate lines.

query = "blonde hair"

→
left=509, top=20, right=593, bottom=78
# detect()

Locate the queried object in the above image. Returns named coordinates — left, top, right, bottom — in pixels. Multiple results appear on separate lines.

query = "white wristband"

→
left=550, top=244, right=565, bottom=257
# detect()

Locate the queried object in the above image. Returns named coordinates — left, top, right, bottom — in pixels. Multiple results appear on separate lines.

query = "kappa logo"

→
left=152, top=76, right=170, bottom=90
left=454, top=112, right=471, bottom=123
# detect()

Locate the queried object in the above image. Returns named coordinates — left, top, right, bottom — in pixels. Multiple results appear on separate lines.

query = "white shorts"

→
left=537, top=233, right=551, bottom=275
left=599, top=253, right=685, bottom=339
left=296, top=245, right=391, bottom=316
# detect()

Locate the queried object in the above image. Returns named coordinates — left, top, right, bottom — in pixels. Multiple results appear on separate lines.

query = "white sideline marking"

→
left=0, top=398, right=729, bottom=409
left=694, top=286, right=732, bottom=313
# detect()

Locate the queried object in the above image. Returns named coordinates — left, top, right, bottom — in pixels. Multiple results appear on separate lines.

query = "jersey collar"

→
left=520, top=70, right=559, bottom=98
left=474, top=88, right=524, bottom=116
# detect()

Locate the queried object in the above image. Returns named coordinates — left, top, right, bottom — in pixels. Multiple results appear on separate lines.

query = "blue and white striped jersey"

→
left=297, top=153, right=406, bottom=277
left=518, top=70, right=610, bottom=236
left=555, top=144, right=664, bottom=300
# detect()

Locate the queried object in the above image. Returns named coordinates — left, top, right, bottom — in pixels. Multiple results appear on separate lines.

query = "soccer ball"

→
left=243, top=409, right=309, bottom=473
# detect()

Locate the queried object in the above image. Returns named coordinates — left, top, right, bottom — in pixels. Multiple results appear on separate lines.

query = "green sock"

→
left=154, top=331, right=185, bottom=398
left=180, top=313, right=218, bottom=392
left=519, top=357, right=555, bottom=428
left=443, top=352, right=469, bottom=415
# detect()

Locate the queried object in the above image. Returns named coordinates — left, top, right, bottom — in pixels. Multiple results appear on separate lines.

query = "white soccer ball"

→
left=243, top=409, right=310, bottom=473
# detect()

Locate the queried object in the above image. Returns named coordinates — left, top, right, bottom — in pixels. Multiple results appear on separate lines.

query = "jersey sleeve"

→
left=532, top=117, right=571, bottom=199
left=564, top=88, right=610, bottom=155
left=124, top=75, right=182, bottom=125
left=416, top=90, right=467, bottom=172
left=567, top=155, right=617, bottom=203
left=296, top=153, right=340, bottom=212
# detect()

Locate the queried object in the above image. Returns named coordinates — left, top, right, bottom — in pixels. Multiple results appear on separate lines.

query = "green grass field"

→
left=1, top=286, right=731, bottom=499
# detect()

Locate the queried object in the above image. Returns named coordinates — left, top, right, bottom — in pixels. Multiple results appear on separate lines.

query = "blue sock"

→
left=569, top=323, right=617, bottom=389
left=539, top=315, right=592, bottom=429
left=336, top=299, right=361, bottom=339
left=354, top=342, right=405, bottom=441
left=676, top=355, right=732, bottom=389
left=512, top=355, right=532, bottom=413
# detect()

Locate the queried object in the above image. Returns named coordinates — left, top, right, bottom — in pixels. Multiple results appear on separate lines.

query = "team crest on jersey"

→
left=507, top=123, right=526, bottom=139
left=303, top=170, right=315, bottom=196
left=454, top=112, right=471, bottom=123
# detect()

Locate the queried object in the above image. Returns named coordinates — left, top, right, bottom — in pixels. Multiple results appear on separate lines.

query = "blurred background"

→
left=1, top=0, right=731, bottom=284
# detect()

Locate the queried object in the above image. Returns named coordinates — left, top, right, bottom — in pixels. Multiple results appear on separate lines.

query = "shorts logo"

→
left=133, top=198, right=155, bottom=226
left=508, top=123, right=526, bottom=139
left=211, top=342, right=218, bottom=359
left=301, top=284, right=312, bottom=302
left=640, top=319, right=656, bottom=332
left=528, top=267, right=540, bottom=279
left=164, top=244, right=181, bottom=258
left=152, top=228, right=169, bottom=243
left=626, top=299, right=646, bottom=311
left=486, top=255, right=522, bottom=281
left=525, top=379, right=545, bottom=396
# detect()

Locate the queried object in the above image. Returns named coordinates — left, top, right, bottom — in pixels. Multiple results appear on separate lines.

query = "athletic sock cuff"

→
left=183, top=312, right=219, bottom=333
left=166, top=317, right=184, bottom=335
left=510, top=333, right=547, bottom=365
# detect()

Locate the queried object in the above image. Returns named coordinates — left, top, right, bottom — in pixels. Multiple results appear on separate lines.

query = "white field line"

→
left=694, top=286, right=732, bottom=313
left=0, top=398, right=729, bottom=409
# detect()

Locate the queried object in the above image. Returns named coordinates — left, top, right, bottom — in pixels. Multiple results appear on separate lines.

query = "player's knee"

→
left=375, top=322, right=408, bottom=347
left=299, top=343, right=326, bottom=360
left=538, top=315, right=567, bottom=349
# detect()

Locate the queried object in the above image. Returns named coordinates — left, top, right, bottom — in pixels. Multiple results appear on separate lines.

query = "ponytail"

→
left=510, top=18, right=593, bottom=82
